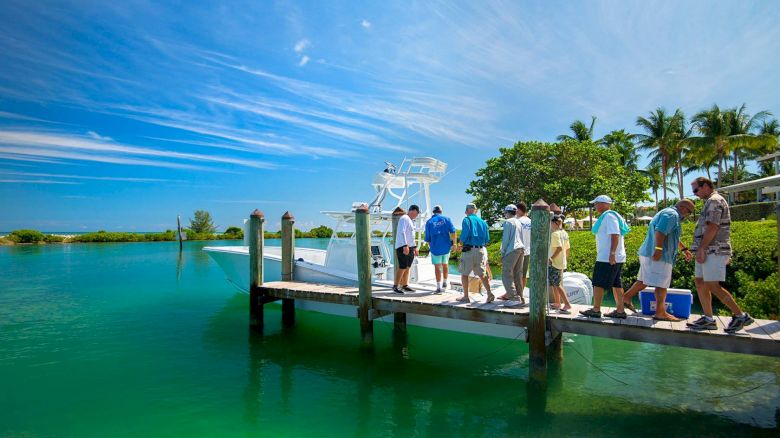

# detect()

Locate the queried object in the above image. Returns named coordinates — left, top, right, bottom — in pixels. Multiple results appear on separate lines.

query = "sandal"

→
left=605, top=310, right=627, bottom=319
left=653, top=314, right=681, bottom=322
left=579, top=308, right=602, bottom=318
left=624, top=300, right=637, bottom=313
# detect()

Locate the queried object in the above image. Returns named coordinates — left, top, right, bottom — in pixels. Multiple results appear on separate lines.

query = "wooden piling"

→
left=355, top=204, right=374, bottom=349
left=777, top=203, right=779, bottom=316
left=391, top=207, right=407, bottom=336
left=176, top=215, right=183, bottom=252
left=249, top=209, right=265, bottom=333
left=281, top=211, right=295, bottom=328
left=528, top=199, right=551, bottom=384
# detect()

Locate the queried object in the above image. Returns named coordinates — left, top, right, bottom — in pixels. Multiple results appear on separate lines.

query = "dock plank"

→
left=256, top=281, right=780, bottom=358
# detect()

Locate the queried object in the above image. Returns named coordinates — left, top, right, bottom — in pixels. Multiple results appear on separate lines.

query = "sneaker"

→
left=434, top=286, right=443, bottom=294
left=402, top=285, right=415, bottom=292
left=725, top=313, right=755, bottom=333
left=442, top=280, right=448, bottom=289
left=605, top=310, right=627, bottom=319
left=579, top=308, right=601, bottom=318
left=393, top=286, right=404, bottom=294
left=686, top=316, right=716, bottom=330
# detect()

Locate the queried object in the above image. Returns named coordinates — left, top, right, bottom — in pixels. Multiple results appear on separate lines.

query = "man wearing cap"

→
left=394, top=204, right=420, bottom=294
left=498, top=204, right=526, bottom=304
left=458, top=203, right=494, bottom=303
left=580, top=195, right=630, bottom=318
left=424, top=205, right=457, bottom=293
left=515, top=202, right=532, bottom=293
left=620, top=200, right=696, bottom=321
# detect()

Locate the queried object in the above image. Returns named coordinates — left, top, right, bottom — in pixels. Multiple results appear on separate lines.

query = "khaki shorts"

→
left=459, top=247, right=486, bottom=277
left=637, top=256, right=673, bottom=288
left=695, top=254, right=729, bottom=282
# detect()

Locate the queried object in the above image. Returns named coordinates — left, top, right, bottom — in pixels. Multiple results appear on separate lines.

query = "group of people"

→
left=391, top=175, right=754, bottom=334
left=579, top=176, right=754, bottom=333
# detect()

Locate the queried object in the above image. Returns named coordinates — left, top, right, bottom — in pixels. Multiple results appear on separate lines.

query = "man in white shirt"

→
left=394, top=204, right=420, bottom=293
left=515, top=202, right=532, bottom=293
left=498, top=204, right=525, bottom=304
left=580, top=195, right=629, bottom=318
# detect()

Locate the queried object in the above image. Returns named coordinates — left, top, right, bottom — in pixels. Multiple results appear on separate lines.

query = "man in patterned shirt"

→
left=685, top=177, right=754, bottom=333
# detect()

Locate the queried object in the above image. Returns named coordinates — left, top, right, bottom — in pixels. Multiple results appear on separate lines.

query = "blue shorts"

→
left=431, top=252, right=451, bottom=264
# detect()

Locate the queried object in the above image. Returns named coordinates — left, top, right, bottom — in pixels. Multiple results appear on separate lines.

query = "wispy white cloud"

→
left=294, top=39, right=310, bottom=53
left=86, top=131, right=113, bottom=142
left=361, top=19, right=371, bottom=29
left=298, top=55, right=310, bottom=67
left=0, top=130, right=276, bottom=169
left=0, top=179, right=80, bottom=184
left=0, top=170, right=184, bottom=183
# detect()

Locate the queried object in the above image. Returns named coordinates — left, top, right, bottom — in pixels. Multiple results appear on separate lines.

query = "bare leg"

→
left=622, top=280, right=647, bottom=301
left=434, top=264, right=442, bottom=283
left=481, top=275, right=494, bottom=302
left=707, top=281, right=743, bottom=315
left=459, top=274, right=470, bottom=301
left=394, top=267, right=405, bottom=287
left=592, top=286, right=605, bottom=312
left=695, top=277, right=713, bottom=316
left=402, top=268, right=411, bottom=287
left=653, top=287, right=679, bottom=320
left=557, top=286, right=571, bottom=309
left=549, top=285, right=560, bottom=308
left=442, top=264, right=449, bottom=284
left=612, top=287, right=625, bottom=312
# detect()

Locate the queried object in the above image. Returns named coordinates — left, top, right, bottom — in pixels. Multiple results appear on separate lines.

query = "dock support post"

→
left=391, top=207, right=407, bottom=337
left=249, top=209, right=265, bottom=333
left=528, top=199, right=551, bottom=385
left=281, top=211, right=295, bottom=328
left=355, top=204, right=374, bottom=349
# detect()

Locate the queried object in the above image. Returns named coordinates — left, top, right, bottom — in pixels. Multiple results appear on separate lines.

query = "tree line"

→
left=556, top=104, right=778, bottom=208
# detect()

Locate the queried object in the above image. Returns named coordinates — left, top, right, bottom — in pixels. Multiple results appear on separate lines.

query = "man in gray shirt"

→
left=685, top=177, right=753, bottom=333
left=498, top=204, right=526, bottom=304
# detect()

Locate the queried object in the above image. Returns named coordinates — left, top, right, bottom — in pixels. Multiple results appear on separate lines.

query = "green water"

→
left=1, top=241, right=778, bottom=437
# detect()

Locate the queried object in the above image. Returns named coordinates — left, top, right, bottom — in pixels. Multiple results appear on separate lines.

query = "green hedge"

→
left=729, top=202, right=777, bottom=221
left=481, top=221, right=778, bottom=319
left=7, top=229, right=46, bottom=243
left=73, top=230, right=178, bottom=242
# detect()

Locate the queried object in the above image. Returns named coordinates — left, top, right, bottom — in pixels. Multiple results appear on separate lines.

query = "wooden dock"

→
left=259, top=280, right=780, bottom=358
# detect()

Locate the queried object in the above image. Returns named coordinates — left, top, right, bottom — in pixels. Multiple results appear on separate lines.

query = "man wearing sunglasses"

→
left=686, top=177, right=754, bottom=333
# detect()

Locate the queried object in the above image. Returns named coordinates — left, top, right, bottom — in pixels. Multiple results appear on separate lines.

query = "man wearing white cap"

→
left=580, top=195, right=630, bottom=318
left=498, top=204, right=526, bottom=304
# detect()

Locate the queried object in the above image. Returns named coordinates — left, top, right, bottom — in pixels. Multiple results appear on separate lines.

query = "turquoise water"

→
left=1, top=241, right=778, bottom=437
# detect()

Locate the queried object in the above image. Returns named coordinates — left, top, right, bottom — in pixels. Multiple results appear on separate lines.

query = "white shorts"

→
left=695, top=254, right=729, bottom=282
left=637, top=256, right=673, bottom=289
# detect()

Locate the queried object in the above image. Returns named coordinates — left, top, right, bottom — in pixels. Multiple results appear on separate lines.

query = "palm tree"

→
left=727, top=104, right=775, bottom=184
left=557, top=116, right=599, bottom=142
left=600, top=129, right=638, bottom=170
left=758, top=119, right=780, bottom=175
left=643, top=161, right=663, bottom=212
left=635, top=108, right=685, bottom=204
left=688, top=104, right=777, bottom=187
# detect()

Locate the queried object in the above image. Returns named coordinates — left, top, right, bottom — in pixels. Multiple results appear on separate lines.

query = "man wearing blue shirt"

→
left=458, top=203, right=494, bottom=303
left=620, top=200, right=695, bottom=320
left=424, top=205, right=457, bottom=293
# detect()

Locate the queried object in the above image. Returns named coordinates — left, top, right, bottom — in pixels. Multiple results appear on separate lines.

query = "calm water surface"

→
left=1, top=240, right=778, bottom=437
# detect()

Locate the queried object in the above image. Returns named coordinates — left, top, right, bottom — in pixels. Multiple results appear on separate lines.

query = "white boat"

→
left=205, top=157, right=593, bottom=339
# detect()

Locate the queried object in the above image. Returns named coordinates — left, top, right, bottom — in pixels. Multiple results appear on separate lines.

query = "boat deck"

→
left=258, top=281, right=780, bottom=357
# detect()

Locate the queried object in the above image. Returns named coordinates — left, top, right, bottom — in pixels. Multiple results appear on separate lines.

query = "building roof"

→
left=718, top=174, right=780, bottom=193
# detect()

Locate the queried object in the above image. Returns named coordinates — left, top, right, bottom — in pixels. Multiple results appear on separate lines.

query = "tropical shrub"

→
left=221, top=226, right=244, bottom=240
left=8, top=229, right=46, bottom=243
left=44, top=234, right=65, bottom=243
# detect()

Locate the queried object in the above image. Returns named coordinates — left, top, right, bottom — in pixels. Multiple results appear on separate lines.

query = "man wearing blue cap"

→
left=580, top=195, right=630, bottom=318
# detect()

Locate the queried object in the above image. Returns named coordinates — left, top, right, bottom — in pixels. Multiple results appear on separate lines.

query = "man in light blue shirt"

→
left=621, top=200, right=695, bottom=320
left=458, top=203, right=494, bottom=303
left=424, top=205, right=456, bottom=293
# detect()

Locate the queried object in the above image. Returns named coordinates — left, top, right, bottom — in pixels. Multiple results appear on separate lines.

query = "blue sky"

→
left=1, top=0, right=779, bottom=232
